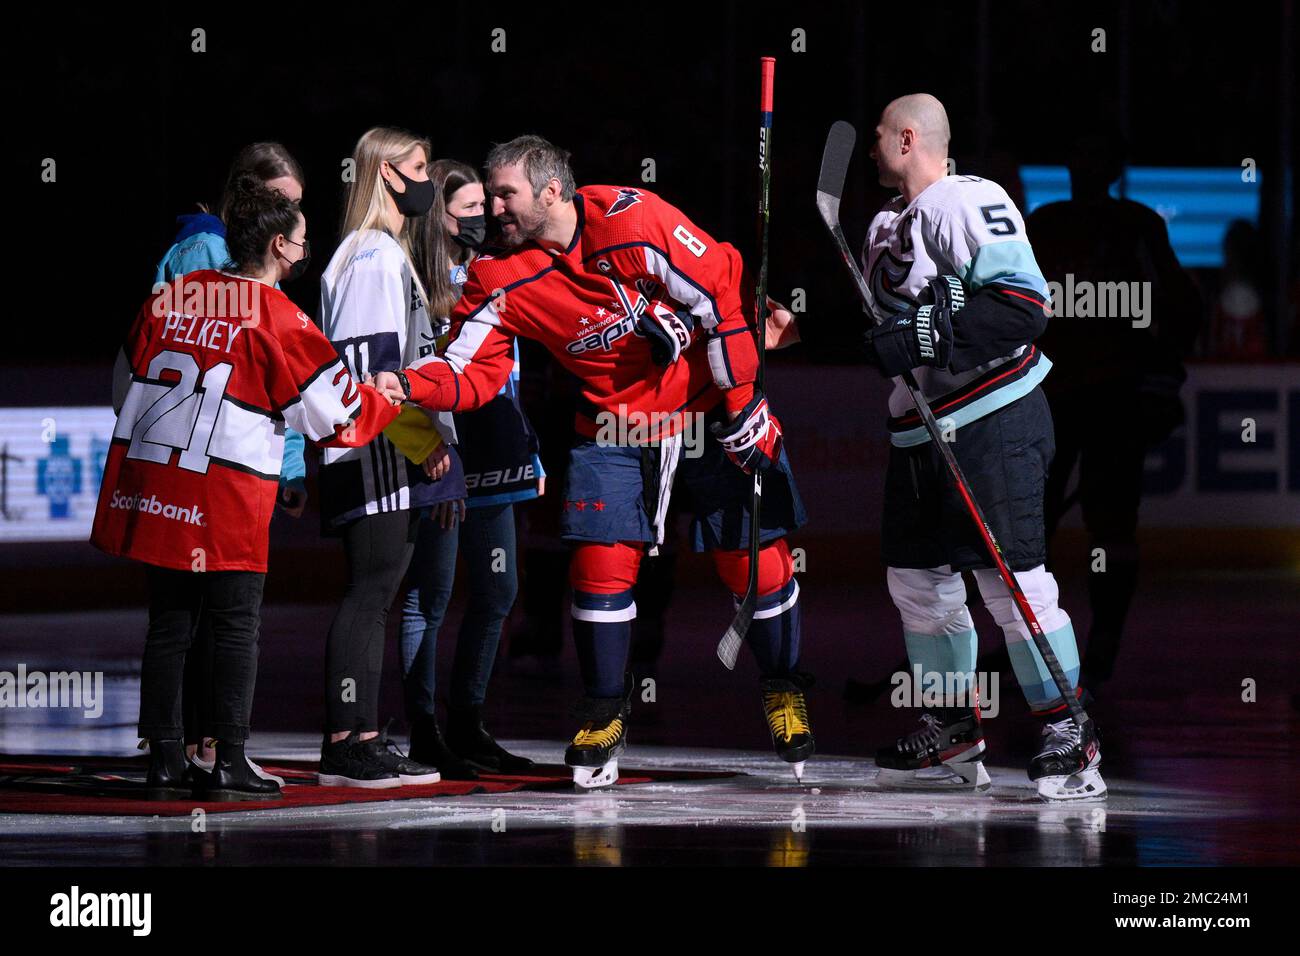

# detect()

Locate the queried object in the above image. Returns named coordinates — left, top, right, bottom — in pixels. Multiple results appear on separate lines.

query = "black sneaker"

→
left=318, top=731, right=401, bottom=789
left=360, top=723, right=442, bottom=785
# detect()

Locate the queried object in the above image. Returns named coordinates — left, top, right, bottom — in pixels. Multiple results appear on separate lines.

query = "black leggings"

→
left=325, top=510, right=418, bottom=733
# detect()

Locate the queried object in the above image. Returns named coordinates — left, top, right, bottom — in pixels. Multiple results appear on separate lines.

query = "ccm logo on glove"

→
left=710, top=391, right=784, bottom=475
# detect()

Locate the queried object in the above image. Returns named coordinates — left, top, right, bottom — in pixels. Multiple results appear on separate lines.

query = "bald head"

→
left=871, top=93, right=952, bottom=198
left=883, top=94, right=950, bottom=156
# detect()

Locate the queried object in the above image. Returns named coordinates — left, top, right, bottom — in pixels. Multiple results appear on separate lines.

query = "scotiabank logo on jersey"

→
left=107, top=489, right=205, bottom=526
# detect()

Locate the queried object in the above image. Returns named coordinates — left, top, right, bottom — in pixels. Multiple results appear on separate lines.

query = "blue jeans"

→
left=399, top=502, right=518, bottom=716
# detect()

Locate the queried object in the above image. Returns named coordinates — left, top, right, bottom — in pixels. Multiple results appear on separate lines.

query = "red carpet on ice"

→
left=0, top=755, right=738, bottom=816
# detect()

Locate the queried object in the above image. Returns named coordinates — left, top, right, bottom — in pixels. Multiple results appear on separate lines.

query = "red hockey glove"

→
left=710, top=391, right=784, bottom=474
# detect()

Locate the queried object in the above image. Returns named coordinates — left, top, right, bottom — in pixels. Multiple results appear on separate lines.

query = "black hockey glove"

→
left=637, top=305, right=696, bottom=366
left=864, top=274, right=965, bottom=376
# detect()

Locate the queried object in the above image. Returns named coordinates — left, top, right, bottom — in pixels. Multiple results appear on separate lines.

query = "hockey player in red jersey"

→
left=376, top=135, right=812, bottom=787
left=92, top=176, right=401, bottom=801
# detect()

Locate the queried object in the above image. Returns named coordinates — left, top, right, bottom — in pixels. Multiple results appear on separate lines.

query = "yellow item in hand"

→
left=384, top=405, right=444, bottom=464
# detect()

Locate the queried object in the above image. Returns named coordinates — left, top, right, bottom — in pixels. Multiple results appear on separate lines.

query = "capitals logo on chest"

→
left=565, top=281, right=646, bottom=356
left=565, top=259, right=664, bottom=357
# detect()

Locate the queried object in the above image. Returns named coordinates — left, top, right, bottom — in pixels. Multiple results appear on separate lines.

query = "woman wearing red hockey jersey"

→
left=91, top=176, right=400, bottom=801
left=152, top=141, right=309, bottom=785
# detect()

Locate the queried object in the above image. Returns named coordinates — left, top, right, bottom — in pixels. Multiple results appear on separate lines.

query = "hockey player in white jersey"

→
left=769, top=94, right=1104, bottom=800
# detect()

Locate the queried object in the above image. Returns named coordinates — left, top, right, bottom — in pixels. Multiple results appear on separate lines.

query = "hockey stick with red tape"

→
left=716, top=56, right=776, bottom=670
left=813, top=119, right=1097, bottom=746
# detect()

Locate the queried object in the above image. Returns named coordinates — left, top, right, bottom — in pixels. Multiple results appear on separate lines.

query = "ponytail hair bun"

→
left=224, top=174, right=301, bottom=276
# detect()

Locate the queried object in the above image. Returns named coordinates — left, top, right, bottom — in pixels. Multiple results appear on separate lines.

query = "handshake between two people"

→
left=363, top=371, right=409, bottom=406
left=360, top=371, right=452, bottom=483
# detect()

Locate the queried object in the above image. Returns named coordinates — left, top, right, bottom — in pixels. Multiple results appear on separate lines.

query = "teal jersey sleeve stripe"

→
left=278, top=429, right=307, bottom=487
left=959, top=241, right=1049, bottom=298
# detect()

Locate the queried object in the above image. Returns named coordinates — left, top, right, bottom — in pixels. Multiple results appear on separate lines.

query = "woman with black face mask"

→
left=397, top=159, right=544, bottom=777
left=93, top=175, right=402, bottom=801
left=316, top=129, right=466, bottom=788
left=145, top=143, right=309, bottom=788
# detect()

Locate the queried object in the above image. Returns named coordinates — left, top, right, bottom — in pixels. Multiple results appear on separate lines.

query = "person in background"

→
left=316, top=127, right=464, bottom=788
left=94, top=176, right=400, bottom=800
left=398, top=159, right=544, bottom=778
left=151, top=142, right=308, bottom=784
left=1210, top=220, right=1269, bottom=360
left=506, top=343, right=578, bottom=676
left=1029, top=129, right=1202, bottom=695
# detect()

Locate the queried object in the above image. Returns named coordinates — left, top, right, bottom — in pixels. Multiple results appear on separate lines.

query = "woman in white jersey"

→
left=316, top=127, right=465, bottom=788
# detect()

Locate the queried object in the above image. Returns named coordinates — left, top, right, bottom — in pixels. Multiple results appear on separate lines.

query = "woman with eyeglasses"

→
left=148, top=142, right=308, bottom=787
left=93, top=175, right=401, bottom=800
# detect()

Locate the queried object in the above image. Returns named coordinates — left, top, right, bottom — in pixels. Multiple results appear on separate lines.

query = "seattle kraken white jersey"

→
left=318, top=229, right=461, bottom=525
left=861, top=175, right=1052, bottom=434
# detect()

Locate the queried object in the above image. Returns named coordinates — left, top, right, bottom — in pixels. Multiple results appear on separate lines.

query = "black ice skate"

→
left=875, top=706, right=991, bottom=792
left=565, top=692, right=630, bottom=790
left=760, top=675, right=815, bottom=782
left=1029, top=717, right=1106, bottom=801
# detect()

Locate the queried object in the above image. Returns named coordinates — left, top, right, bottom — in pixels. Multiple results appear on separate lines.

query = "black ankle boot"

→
left=145, top=738, right=190, bottom=801
left=447, top=704, right=535, bottom=774
left=201, top=741, right=282, bottom=801
left=409, top=714, right=479, bottom=780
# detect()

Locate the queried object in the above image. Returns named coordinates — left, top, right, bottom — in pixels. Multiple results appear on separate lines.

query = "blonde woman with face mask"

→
left=316, top=128, right=465, bottom=788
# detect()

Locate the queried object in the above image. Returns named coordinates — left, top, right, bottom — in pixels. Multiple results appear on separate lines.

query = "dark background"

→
left=8, top=0, right=1296, bottom=372
left=0, top=6, right=1296, bottom=835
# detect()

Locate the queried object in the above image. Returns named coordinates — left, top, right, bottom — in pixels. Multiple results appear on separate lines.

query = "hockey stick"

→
left=717, top=56, right=775, bottom=670
left=814, top=120, right=1096, bottom=744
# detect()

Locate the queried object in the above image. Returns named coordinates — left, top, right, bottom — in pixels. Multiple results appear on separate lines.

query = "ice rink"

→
left=0, top=733, right=1285, bottom=867
left=2, top=569, right=1296, bottom=868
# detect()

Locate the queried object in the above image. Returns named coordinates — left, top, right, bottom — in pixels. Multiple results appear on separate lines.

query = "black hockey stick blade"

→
left=816, top=121, right=875, bottom=306
left=815, top=120, right=856, bottom=223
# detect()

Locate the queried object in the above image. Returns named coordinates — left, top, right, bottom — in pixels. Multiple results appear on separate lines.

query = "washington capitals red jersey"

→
left=91, top=271, right=399, bottom=572
left=406, top=186, right=759, bottom=436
